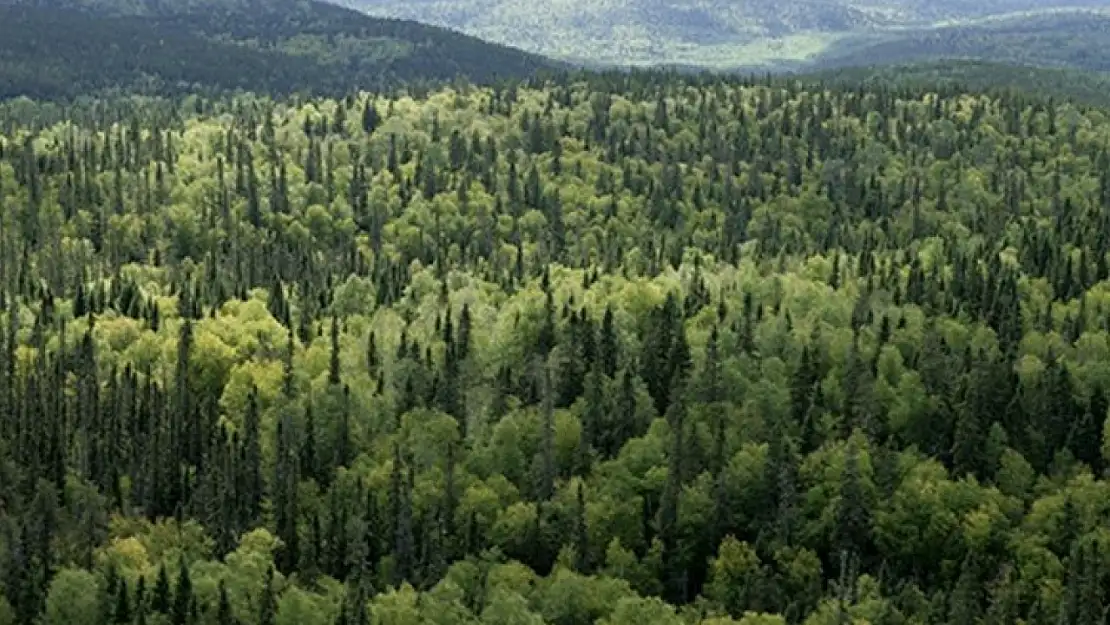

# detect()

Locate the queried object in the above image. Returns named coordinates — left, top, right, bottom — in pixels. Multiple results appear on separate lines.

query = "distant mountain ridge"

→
left=800, top=9, right=1110, bottom=74
left=335, top=0, right=1110, bottom=69
left=796, top=59, right=1110, bottom=109
left=0, top=0, right=557, bottom=100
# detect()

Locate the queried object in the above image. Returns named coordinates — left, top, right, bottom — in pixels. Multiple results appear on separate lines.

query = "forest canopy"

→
left=0, top=0, right=555, bottom=99
left=1, top=69, right=1109, bottom=625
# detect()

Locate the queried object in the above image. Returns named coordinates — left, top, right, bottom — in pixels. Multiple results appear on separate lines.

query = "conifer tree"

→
left=152, top=565, right=170, bottom=614
left=329, top=316, right=341, bottom=386
left=216, top=580, right=233, bottom=625
left=259, top=567, right=276, bottom=625
left=171, top=557, right=192, bottom=625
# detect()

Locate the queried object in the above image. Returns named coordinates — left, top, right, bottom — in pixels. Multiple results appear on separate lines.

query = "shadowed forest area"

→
left=0, top=0, right=555, bottom=99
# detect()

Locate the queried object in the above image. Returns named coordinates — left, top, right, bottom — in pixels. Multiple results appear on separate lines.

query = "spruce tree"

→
left=171, top=557, right=192, bottom=625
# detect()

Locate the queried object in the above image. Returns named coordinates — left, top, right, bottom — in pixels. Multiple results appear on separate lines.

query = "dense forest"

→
left=798, top=60, right=1110, bottom=110
left=806, top=10, right=1110, bottom=76
left=3, top=68, right=1110, bottom=625
left=0, top=0, right=555, bottom=100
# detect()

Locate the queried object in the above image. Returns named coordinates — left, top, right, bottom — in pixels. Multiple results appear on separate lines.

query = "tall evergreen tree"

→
left=216, top=579, right=234, bottom=625
left=171, top=557, right=192, bottom=625
left=259, top=567, right=276, bottom=625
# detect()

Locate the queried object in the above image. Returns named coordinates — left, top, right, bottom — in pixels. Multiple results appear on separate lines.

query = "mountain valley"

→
left=336, top=0, right=1110, bottom=70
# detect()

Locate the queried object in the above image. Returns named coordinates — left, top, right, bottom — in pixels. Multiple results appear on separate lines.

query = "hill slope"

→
left=337, top=0, right=1110, bottom=69
left=0, top=0, right=556, bottom=99
left=795, top=59, right=1110, bottom=108
left=802, top=9, right=1110, bottom=74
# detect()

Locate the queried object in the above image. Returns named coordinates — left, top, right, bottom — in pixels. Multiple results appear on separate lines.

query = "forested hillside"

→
left=806, top=10, right=1110, bottom=75
left=4, top=71, right=1110, bottom=625
left=0, top=0, right=554, bottom=100
left=798, top=60, right=1110, bottom=109
left=338, top=0, right=1110, bottom=69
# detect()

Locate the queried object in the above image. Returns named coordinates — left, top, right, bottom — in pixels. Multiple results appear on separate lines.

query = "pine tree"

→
left=1073, top=386, right=1107, bottom=473
left=113, top=577, right=131, bottom=624
left=947, top=557, right=981, bottom=623
left=302, top=399, right=319, bottom=485
left=538, top=286, right=556, bottom=359
left=325, top=486, right=350, bottom=581
left=243, top=384, right=263, bottom=524
left=153, top=564, right=171, bottom=614
left=329, top=316, right=341, bottom=386
left=574, top=481, right=589, bottom=573
left=101, top=562, right=120, bottom=625
left=398, top=462, right=416, bottom=586
left=608, top=366, right=639, bottom=457
left=134, top=576, right=147, bottom=620
left=259, top=567, right=276, bottom=625
left=171, top=557, right=192, bottom=625
left=659, top=375, right=688, bottom=604
left=217, top=579, right=234, bottom=625
left=538, top=356, right=556, bottom=501
left=577, top=365, right=603, bottom=474
left=443, top=440, right=458, bottom=559
left=336, top=384, right=352, bottom=471
left=361, top=100, right=379, bottom=135
left=835, top=440, right=871, bottom=560
left=983, top=566, right=1018, bottom=625
left=1076, top=540, right=1103, bottom=625
left=283, top=326, right=296, bottom=398
left=366, top=331, right=378, bottom=374
left=351, top=583, right=370, bottom=625
left=457, top=304, right=472, bottom=361
left=274, top=412, right=300, bottom=574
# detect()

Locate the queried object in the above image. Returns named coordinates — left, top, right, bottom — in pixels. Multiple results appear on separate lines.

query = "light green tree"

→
left=43, top=569, right=101, bottom=625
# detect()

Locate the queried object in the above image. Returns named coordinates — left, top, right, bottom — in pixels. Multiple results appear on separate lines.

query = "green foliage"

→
left=0, top=594, right=13, bottom=625
left=798, top=59, right=1110, bottom=110
left=43, top=569, right=101, bottom=625
left=4, top=66, right=1110, bottom=625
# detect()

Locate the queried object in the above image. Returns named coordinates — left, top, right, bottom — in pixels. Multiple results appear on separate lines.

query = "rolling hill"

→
left=794, top=59, right=1110, bottom=108
left=801, top=9, right=1110, bottom=73
left=336, top=0, right=1110, bottom=69
left=0, top=0, right=557, bottom=100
